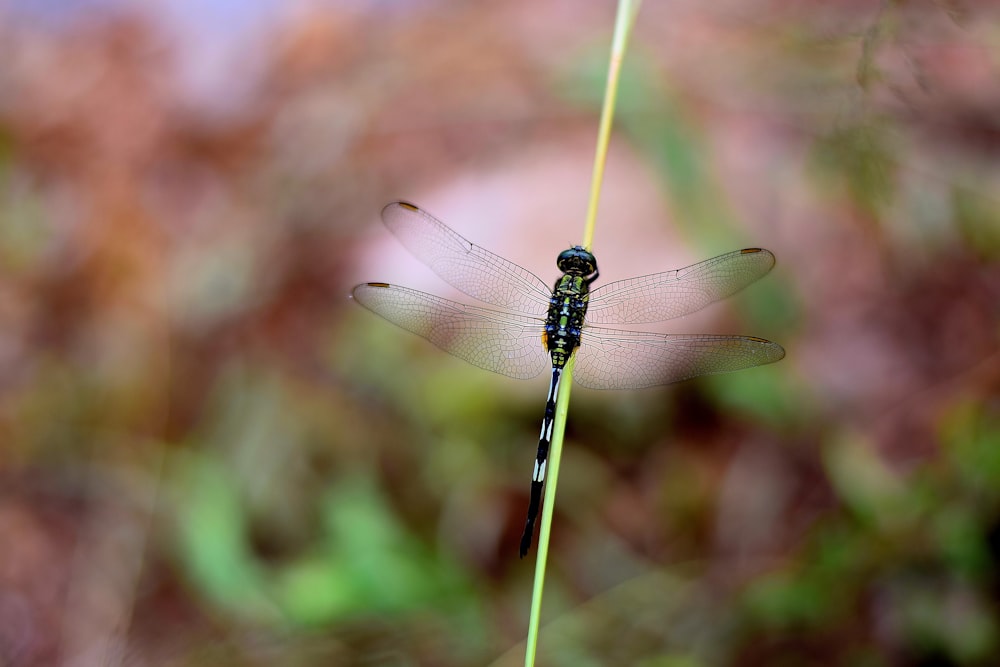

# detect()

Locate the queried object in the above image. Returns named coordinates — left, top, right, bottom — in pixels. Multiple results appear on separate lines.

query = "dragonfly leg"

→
left=520, top=367, right=561, bottom=558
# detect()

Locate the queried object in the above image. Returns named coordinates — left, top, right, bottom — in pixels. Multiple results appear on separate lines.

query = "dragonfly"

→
left=351, top=202, right=785, bottom=558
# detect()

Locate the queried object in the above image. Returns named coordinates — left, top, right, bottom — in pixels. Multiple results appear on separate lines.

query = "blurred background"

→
left=0, top=0, right=998, bottom=665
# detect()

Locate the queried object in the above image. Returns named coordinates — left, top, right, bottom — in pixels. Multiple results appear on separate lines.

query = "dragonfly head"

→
left=556, top=246, right=598, bottom=279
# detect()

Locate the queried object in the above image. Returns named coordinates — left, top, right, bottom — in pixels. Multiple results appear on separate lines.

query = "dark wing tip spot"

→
left=366, top=282, right=391, bottom=288
left=746, top=336, right=786, bottom=360
left=398, top=202, right=419, bottom=212
left=740, top=247, right=777, bottom=270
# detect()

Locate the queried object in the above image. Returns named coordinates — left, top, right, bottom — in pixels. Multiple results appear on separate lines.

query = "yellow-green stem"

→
left=524, top=2, right=641, bottom=666
left=581, top=0, right=642, bottom=251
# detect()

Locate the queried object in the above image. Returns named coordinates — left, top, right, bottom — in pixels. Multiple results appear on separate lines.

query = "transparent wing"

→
left=586, top=248, right=776, bottom=325
left=381, top=201, right=551, bottom=315
left=574, top=326, right=785, bottom=390
left=351, top=282, right=549, bottom=380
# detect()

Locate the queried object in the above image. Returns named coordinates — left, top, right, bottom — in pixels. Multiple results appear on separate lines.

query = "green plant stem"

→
left=581, top=0, right=642, bottom=251
left=524, top=2, right=641, bottom=666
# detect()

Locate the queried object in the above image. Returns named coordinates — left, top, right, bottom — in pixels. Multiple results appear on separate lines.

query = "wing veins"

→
left=587, top=248, right=776, bottom=324
left=381, top=202, right=551, bottom=315
left=352, top=282, right=549, bottom=380
left=574, top=325, right=785, bottom=390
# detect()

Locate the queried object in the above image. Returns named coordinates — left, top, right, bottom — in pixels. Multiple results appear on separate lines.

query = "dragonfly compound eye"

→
left=556, top=246, right=598, bottom=277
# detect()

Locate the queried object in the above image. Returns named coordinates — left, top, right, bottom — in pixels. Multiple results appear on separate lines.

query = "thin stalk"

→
left=524, top=2, right=641, bottom=666
left=581, top=0, right=642, bottom=251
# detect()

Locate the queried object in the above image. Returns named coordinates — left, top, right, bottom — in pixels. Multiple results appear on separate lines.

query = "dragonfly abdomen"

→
left=520, top=269, right=596, bottom=557
left=520, top=366, right=562, bottom=558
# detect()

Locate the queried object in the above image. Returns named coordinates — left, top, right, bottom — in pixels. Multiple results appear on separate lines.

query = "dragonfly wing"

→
left=381, top=202, right=551, bottom=315
left=586, top=248, right=776, bottom=324
left=352, top=283, right=549, bottom=380
left=574, top=326, right=785, bottom=390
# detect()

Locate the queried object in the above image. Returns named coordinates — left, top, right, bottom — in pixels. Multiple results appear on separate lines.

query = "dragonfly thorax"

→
left=556, top=246, right=598, bottom=280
